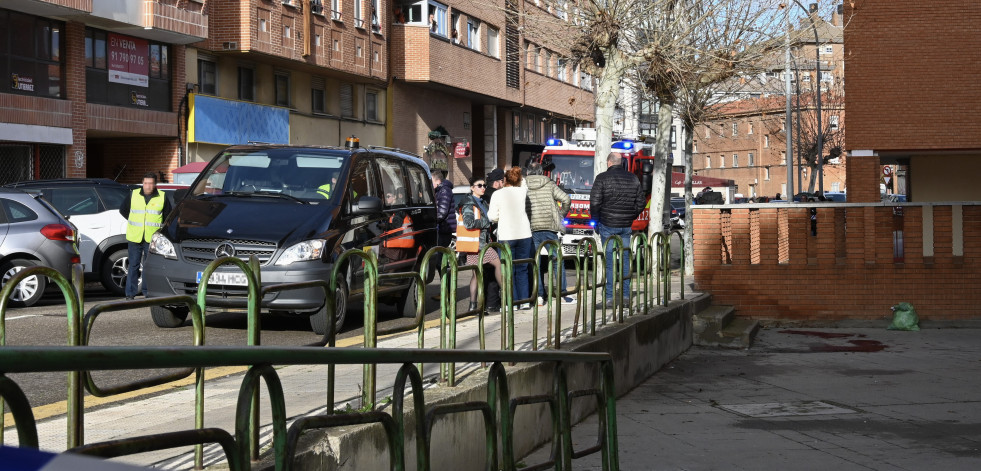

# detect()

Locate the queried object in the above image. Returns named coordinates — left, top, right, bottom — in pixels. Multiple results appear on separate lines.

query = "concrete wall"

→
left=257, top=295, right=709, bottom=470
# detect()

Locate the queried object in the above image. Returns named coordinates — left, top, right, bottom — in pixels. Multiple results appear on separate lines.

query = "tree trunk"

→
left=682, top=120, right=694, bottom=276
left=592, top=49, right=629, bottom=177
left=647, top=96, right=674, bottom=238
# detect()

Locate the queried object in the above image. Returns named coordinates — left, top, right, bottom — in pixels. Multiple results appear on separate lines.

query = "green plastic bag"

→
left=888, top=302, right=920, bottom=331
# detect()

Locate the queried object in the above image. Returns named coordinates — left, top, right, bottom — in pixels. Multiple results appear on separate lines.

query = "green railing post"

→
left=535, top=239, right=562, bottom=351
left=0, top=265, right=81, bottom=448
left=480, top=242, right=513, bottom=351
left=330, top=249, right=380, bottom=407
left=234, top=364, right=288, bottom=468
left=420, top=247, right=458, bottom=385
left=0, top=374, right=39, bottom=448
left=630, top=233, right=650, bottom=315
left=673, top=229, right=686, bottom=301
left=658, top=232, right=672, bottom=306
left=602, top=236, right=626, bottom=324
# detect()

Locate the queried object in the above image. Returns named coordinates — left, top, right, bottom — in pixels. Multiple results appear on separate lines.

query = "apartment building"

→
left=185, top=0, right=388, bottom=167
left=389, top=0, right=595, bottom=184
left=0, top=1, right=206, bottom=184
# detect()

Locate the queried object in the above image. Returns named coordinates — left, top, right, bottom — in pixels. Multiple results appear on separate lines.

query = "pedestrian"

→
left=456, top=179, right=504, bottom=313
left=590, top=152, right=645, bottom=308
left=119, top=172, right=172, bottom=300
left=482, top=168, right=506, bottom=312
left=525, top=161, right=574, bottom=305
left=488, top=167, right=534, bottom=310
left=431, top=170, right=457, bottom=276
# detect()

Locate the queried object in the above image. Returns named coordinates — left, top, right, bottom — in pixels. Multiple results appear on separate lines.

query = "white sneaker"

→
left=517, top=303, right=532, bottom=310
left=537, top=296, right=546, bottom=306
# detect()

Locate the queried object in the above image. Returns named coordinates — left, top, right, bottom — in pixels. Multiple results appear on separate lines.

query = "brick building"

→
left=844, top=0, right=981, bottom=202
left=388, top=0, right=595, bottom=185
left=0, top=1, right=206, bottom=185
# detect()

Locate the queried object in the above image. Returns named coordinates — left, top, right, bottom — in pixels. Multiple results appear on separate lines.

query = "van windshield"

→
left=547, top=154, right=595, bottom=192
left=192, top=149, right=348, bottom=204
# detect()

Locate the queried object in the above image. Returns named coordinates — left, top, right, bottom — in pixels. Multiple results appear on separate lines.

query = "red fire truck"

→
left=536, top=135, right=655, bottom=255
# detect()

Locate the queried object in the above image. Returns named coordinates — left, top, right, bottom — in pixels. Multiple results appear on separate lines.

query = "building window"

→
left=238, top=66, right=254, bottom=101
left=340, top=83, right=354, bottom=117
left=311, top=77, right=326, bottom=114
left=487, top=26, right=499, bottom=58
left=705, top=127, right=710, bottom=139
left=428, top=2, right=447, bottom=37
left=331, top=0, right=342, bottom=21
left=821, top=45, right=833, bottom=54
left=354, top=0, right=363, bottom=28
left=765, top=167, right=770, bottom=180
left=371, top=0, right=381, bottom=32
left=748, top=122, right=754, bottom=134
left=732, top=154, right=739, bottom=168
left=533, top=47, right=540, bottom=72
left=802, top=72, right=811, bottom=82
left=198, top=58, right=216, bottom=95
left=705, top=156, right=711, bottom=169
left=467, top=19, right=479, bottom=51
left=8, top=13, right=64, bottom=99
left=748, top=152, right=755, bottom=166
left=365, top=90, right=378, bottom=121
left=557, top=58, right=566, bottom=82
left=731, top=122, right=738, bottom=136
left=830, top=115, right=839, bottom=130
left=670, top=126, right=677, bottom=149
left=764, top=135, right=769, bottom=148
left=274, top=72, right=290, bottom=107
left=719, top=155, right=725, bottom=168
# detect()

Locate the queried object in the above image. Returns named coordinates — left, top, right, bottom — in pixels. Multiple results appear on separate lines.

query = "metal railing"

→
left=0, top=346, right=619, bottom=471
left=0, top=229, right=686, bottom=468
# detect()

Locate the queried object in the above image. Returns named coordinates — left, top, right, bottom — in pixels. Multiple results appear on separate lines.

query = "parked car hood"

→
left=168, top=196, right=333, bottom=246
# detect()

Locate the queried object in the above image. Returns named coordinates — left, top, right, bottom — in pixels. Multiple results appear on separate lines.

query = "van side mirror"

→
left=351, top=196, right=383, bottom=215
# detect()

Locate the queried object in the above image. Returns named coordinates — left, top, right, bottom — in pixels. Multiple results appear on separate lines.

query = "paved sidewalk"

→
left=527, top=326, right=981, bottom=470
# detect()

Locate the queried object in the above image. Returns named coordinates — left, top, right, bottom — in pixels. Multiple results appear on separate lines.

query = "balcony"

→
left=89, top=0, right=207, bottom=44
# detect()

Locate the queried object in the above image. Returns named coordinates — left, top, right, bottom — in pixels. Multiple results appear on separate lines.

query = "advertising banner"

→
left=108, top=33, right=149, bottom=87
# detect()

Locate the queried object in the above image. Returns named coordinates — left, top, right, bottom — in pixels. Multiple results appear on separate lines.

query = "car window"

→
left=405, top=164, right=433, bottom=205
left=3, top=199, right=39, bottom=223
left=376, top=158, right=407, bottom=209
left=96, top=187, right=129, bottom=209
left=347, top=157, right=378, bottom=203
left=49, top=188, right=100, bottom=215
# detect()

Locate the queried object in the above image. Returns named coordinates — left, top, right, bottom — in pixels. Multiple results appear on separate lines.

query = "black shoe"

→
left=468, top=301, right=478, bottom=313
left=125, top=296, right=135, bottom=300
left=486, top=305, right=501, bottom=313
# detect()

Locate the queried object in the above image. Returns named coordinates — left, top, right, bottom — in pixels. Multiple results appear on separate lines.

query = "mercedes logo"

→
left=215, top=243, right=236, bottom=258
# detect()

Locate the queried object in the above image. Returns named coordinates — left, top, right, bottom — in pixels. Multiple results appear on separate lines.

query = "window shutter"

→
left=340, top=83, right=354, bottom=118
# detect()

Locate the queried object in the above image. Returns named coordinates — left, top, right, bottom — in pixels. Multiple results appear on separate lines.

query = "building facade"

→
left=1, top=0, right=206, bottom=185
left=388, top=0, right=594, bottom=185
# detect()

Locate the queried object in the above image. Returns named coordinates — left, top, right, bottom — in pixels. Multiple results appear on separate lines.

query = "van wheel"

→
left=151, top=305, right=189, bottom=328
left=1, top=259, right=46, bottom=308
left=310, top=279, right=347, bottom=337
left=394, top=277, right=420, bottom=319
left=100, top=248, right=128, bottom=296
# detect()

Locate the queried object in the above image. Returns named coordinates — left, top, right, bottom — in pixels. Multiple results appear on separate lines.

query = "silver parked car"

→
left=0, top=188, right=80, bottom=307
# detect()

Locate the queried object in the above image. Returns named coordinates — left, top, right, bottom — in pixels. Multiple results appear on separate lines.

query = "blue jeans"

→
left=126, top=241, right=149, bottom=298
left=597, top=223, right=632, bottom=301
left=532, top=231, right=567, bottom=297
left=504, top=237, right=532, bottom=303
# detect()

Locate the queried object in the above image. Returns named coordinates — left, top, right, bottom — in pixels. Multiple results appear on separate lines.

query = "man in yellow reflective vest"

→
left=119, top=172, right=172, bottom=299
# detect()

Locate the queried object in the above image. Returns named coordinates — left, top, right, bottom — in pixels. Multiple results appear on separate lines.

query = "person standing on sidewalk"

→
left=589, top=153, right=645, bottom=308
left=431, top=170, right=457, bottom=279
left=525, top=161, right=573, bottom=305
left=119, top=172, right=172, bottom=300
left=488, top=167, right=534, bottom=310
left=457, top=178, right=504, bottom=313
left=481, top=168, right=505, bottom=312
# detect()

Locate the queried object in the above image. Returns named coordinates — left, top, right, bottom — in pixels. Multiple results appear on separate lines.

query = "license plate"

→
left=196, top=271, right=249, bottom=286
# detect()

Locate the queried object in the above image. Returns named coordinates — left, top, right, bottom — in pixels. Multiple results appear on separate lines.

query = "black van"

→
left=143, top=144, right=437, bottom=334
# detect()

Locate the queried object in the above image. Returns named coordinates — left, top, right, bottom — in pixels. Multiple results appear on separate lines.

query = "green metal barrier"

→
left=0, top=264, right=82, bottom=448
left=601, top=235, right=627, bottom=324
left=329, top=249, right=380, bottom=409
left=0, top=346, right=619, bottom=471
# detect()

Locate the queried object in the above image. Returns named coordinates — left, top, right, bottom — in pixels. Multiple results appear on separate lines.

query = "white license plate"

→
left=196, top=271, right=249, bottom=286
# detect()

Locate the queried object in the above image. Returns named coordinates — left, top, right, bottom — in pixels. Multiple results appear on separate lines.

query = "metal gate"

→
left=0, top=143, right=66, bottom=184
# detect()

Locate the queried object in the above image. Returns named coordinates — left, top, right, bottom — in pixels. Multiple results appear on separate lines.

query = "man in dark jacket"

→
left=590, top=152, right=645, bottom=307
left=431, top=170, right=457, bottom=281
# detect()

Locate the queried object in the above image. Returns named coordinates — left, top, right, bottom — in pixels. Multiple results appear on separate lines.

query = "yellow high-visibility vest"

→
left=126, top=189, right=165, bottom=243
left=317, top=183, right=332, bottom=198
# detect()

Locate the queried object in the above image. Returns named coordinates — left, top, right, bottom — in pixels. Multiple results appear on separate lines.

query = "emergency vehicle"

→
left=536, top=131, right=655, bottom=255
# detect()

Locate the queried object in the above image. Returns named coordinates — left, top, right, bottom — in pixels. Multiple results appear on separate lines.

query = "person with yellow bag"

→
left=456, top=178, right=503, bottom=313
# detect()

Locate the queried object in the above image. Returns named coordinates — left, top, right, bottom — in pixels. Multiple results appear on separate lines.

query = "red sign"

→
left=454, top=142, right=469, bottom=158
left=108, top=33, right=149, bottom=87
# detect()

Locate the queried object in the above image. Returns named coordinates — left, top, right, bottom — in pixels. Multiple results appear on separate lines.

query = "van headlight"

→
left=149, top=232, right=177, bottom=259
left=276, top=240, right=325, bottom=266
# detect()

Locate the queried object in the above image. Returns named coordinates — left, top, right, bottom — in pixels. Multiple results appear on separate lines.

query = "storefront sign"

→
left=108, top=33, right=149, bottom=87
left=11, top=74, right=35, bottom=92
left=130, top=91, right=149, bottom=107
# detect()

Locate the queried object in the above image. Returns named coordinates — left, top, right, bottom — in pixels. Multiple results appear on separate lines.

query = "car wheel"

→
left=0, top=259, right=47, bottom=308
left=100, top=248, right=128, bottom=296
left=150, top=305, right=189, bottom=328
left=310, top=278, right=347, bottom=337
left=394, top=277, right=420, bottom=319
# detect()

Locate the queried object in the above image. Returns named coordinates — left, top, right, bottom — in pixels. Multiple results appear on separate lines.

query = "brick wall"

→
left=88, top=138, right=179, bottom=184
left=693, top=204, right=981, bottom=321
left=845, top=0, right=981, bottom=152
left=66, top=21, right=87, bottom=178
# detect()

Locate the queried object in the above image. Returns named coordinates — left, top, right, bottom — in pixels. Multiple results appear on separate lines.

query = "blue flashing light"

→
left=589, top=220, right=597, bottom=227
left=546, top=138, right=564, bottom=147
left=563, top=218, right=571, bottom=226
left=611, top=140, right=634, bottom=151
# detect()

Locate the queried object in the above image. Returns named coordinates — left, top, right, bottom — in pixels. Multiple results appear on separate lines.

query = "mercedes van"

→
left=143, top=144, right=437, bottom=334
